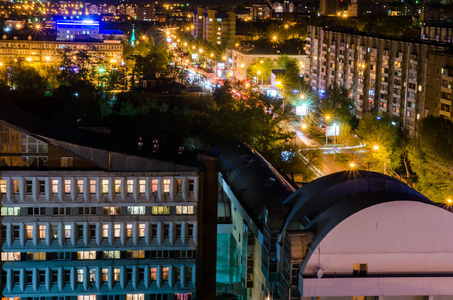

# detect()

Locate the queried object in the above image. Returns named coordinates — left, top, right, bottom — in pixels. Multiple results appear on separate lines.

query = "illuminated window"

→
left=163, top=267, right=169, bottom=281
left=77, top=251, right=96, bottom=260
left=78, top=295, right=96, bottom=300
left=89, top=269, right=96, bottom=282
left=150, top=267, right=157, bottom=280
left=114, top=179, right=121, bottom=193
left=64, top=180, right=71, bottom=194
left=114, top=268, right=120, bottom=281
left=139, top=180, right=146, bottom=194
left=77, top=269, right=84, bottom=282
left=176, top=206, right=194, bottom=214
left=1, top=252, right=20, bottom=261
left=26, top=225, right=33, bottom=239
left=102, top=268, right=108, bottom=282
left=127, top=250, right=144, bottom=258
left=126, top=294, right=144, bottom=300
left=51, top=179, right=58, bottom=194
left=163, top=179, right=170, bottom=194
left=89, top=180, right=96, bottom=194
left=127, top=180, right=134, bottom=193
left=103, top=206, right=120, bottom=215
left=39, top=225, right=46, bottom=239
left=64, top=225, right=71, bottom=238
left=151, top=206, right=170, bottom=215
left=103, top=250, right=120, bottom=259
left=77, top=180, right=84, bottom=193
left=138, top=223, right=145, bottom=238
left=61, top=157, right=73, bottom=167
left=13, top=180, right=20, bottom=194
left=126, top=223, right=133, bottom=237
left=102, top=224, right=109, bottom=238
left=176, top=179, right=182, bottom=192
left=114, top=224, right=121, bottom=238
left=0, top=180, right=6, bottom=194
left=127, top=206, right=145, bottom=215
left=27, top=252, right=45, bottom=260
left=102, top=180, right=109, bottom=193
left=1, top=207, right=20, bottom=216
left=151, top=179, right=158, bottom=194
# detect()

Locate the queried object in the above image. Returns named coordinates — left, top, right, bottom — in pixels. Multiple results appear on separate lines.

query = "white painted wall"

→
left=304, top=201, right=453, bottom=276
left=301, top=201, right=453, bottom=297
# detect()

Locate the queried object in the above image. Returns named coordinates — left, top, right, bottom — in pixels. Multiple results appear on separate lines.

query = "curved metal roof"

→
left=212, top=142, right=297, bottom=230
left=279, top=170, right=436, bottom=274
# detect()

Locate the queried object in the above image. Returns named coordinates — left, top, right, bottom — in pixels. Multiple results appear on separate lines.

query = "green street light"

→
left=98, top=67, right=105, bottom=73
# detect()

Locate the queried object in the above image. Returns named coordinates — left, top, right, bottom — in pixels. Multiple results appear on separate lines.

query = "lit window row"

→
left=1, top=205, right=195, bottom=216
left=0, top=177, right=196, bottom=197
left=4, top=222, right=195, bottom=242
left=8, top=265, right=194, bottom=287
left=2, top=249, right=196, bottom=261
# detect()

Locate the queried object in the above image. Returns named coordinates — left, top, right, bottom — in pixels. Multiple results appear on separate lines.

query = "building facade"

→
left=305, top=25, right=452, bottom=134
left=226, top=47, right=307, bottom=81
left=192, top=9, right=235, bottom=46
left=0, top=104, right=218, bottom=300
left=319, top=0, right=338, bottom=16
left=136, top=5, right=154, bottom=22
left=56, top=20, right=100, bottom=41
left=0, top=39, right=123, bottom=66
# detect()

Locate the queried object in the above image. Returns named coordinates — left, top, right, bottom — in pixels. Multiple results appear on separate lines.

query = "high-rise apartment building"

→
left=136, top=5, right=154, bottom=22
left=319, top=0, right=338, bottom=16
left=305, top=25, right=450, bottom=134
left=0, top=104, right=218, bottom=300
left=192, top=8, right=235, bottom=46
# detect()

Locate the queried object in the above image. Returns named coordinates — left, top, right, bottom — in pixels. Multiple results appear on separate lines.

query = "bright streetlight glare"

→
left=301, top=124, right=307, bottom=129
left=300, top=94, right=305, bottom=100
left=373, top=145, right=379, bottom=150
left=448, top=198, right=453, bottom=204
left=349, top=162, right=355, bottom=168
left=325, top=115, right=330, bottom=120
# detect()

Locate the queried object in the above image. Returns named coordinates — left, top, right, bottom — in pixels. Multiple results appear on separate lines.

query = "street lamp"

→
left=349, top=162, right=356, bottom=169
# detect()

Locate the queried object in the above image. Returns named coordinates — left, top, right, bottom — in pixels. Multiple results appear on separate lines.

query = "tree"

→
left=320, top=85, right=355, bottom=124
left=247, top=58, right=276, bottom=84
left=356, top=115, right=401, bottom=174
left=408, top=116, right=453, bottom=202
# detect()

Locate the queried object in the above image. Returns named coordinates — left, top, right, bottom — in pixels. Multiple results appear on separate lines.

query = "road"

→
left=288, top=122, right=345, bottom=178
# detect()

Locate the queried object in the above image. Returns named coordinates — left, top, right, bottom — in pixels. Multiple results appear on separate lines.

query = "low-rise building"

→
left=0, top=39, right=123, bottom=66
left=226, top=46, right=307, bottom=81
left=56, top=19, right=99, bottom=41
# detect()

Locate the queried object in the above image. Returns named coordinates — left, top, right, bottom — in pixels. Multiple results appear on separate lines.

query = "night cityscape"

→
left=0, top=0, right=452, bottom=299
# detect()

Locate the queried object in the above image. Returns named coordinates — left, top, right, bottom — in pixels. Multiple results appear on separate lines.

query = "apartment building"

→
left=305, top=25, right=451, bottom=134
left=425, top=53, right=453, bottom=119
left=319, top=0, right=338, bottom=16
left=192, top=9, right=235, bottom=46
left=136, top=5, right=154, bottom=22
left=0, top=103, right=218, bottom=300
left=251, top=3, right=272, bottom=20
left=421, top=26, right=453, bottom=43
left=0, top=39, right=123, bottom=66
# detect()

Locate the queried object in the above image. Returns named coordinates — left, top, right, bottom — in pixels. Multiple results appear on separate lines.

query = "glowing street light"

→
left=300, top=93, right=305, bottom=100
left=349, top=162, right=356, bottom=169
left=447, top=198, right=453, bottom=204
left=272, top=35, right=277, bottom=41
left=373, top=145, right=379, bottom=150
